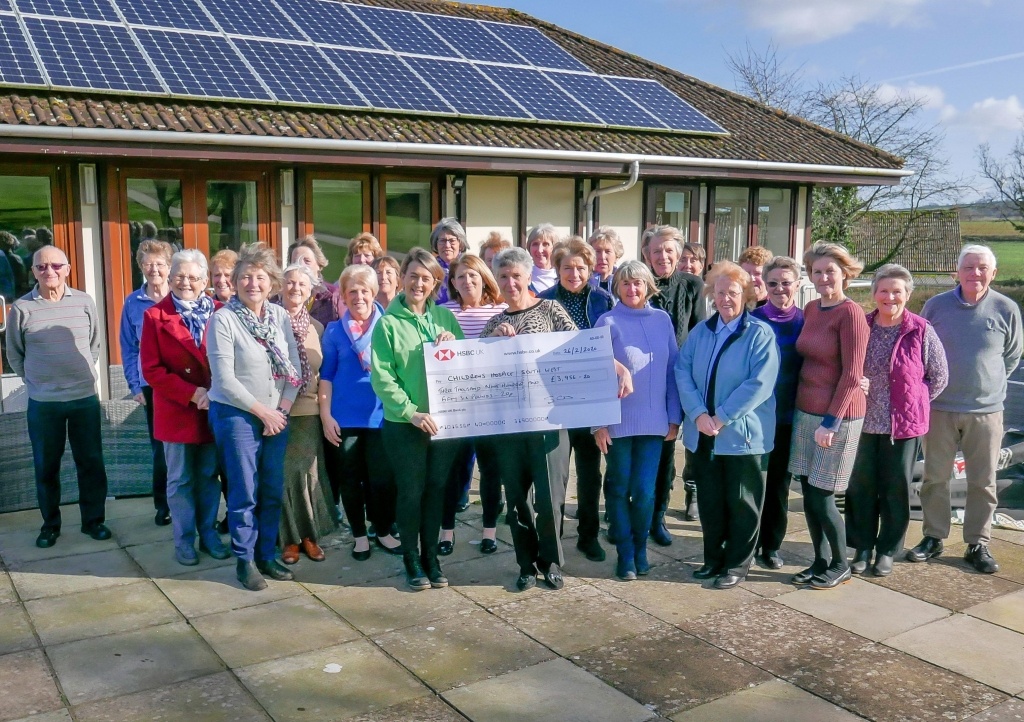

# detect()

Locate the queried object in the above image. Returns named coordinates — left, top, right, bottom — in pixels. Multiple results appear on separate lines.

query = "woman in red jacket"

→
left=140, top=249, right=231, bottom=567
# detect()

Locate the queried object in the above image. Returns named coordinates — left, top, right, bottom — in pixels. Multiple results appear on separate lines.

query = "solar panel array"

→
left=0, top=0, right=728, bottom=135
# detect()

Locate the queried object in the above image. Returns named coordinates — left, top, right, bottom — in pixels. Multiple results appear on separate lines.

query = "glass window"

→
left=126, top=178, right=183, bottom=290
left=652, top=187, right=691, bottom=240
left=311, top=179, right=364, bottom=273
left=0, top=175, right=53, bottom=301
left=207, top=180, right=257, bottom=255
left=713, top=186, right=749, bottom=263
left=757, top=188, right=793, bottom=257
left=385, top=180, right=432, bottom=259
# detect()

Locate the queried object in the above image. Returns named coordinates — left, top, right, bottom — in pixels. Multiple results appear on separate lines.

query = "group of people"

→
left=6, top=219, right=1021, bottom=595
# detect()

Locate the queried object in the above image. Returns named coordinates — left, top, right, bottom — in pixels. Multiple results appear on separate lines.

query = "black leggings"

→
left=441, top=438, right=504, bottom=531
left=322, top=428, right=396, bottom=538
left=800, top=477, right=848, bottom=572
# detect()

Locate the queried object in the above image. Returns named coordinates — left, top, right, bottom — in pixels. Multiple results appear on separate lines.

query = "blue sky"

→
left=501, top=0, right=1024, bottom=202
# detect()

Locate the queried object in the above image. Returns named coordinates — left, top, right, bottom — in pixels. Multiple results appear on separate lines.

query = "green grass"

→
left=961, top=219, right=1020, bottom=237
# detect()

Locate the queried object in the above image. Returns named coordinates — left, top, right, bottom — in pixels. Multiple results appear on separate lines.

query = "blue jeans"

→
left=163, top=442, right=221, bottom=552
left=209, top=402, right=289, bottom=563
left=603, top=435, right=663, bottom=561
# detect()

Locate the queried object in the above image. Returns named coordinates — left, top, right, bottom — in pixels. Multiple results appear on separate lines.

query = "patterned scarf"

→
left=343, top=302, right=382, bottom=372
left=171, top=293, right=215, bottom=347
left=227, top=298, right=302, bottom=387
left=288, top=306, right=313, bottom=394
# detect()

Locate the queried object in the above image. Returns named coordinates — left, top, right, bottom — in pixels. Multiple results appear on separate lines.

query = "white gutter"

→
left=0, top=124, right=914, bottom=180
left=586, top=160, right=639, bottom=237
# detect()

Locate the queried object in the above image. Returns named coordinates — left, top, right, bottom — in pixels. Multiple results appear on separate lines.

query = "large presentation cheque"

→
left=425, top=327, right=621, bottom=440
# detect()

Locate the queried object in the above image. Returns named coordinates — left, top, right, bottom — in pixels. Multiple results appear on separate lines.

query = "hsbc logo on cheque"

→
left=434, top=349, right=455, bottom=361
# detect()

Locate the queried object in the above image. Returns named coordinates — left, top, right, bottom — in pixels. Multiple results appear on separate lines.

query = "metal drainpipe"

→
left=585, top=160, right=640, bottom=238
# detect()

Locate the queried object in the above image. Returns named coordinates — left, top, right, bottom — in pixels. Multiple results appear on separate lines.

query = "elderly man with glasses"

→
left=6, top=245, right=111, bottom=548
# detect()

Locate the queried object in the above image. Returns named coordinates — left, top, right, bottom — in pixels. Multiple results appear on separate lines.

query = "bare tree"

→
left=725, top=40, right=805, bottom=115
left=978, top=135, right=1024, bottom=236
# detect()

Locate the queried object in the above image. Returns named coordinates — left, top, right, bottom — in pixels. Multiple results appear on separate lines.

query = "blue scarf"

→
left=343, top=302, right=383, bottom=372
left=171, top=293, right=215, bottom=347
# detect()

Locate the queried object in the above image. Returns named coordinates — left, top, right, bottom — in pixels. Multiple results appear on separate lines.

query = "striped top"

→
left=442, top=301, right=507, bottom=339
left=7, top=285, right=100, bottom=402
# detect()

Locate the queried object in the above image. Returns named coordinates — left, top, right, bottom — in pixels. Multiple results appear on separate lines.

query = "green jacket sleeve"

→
left=370, top=318, right=419, bottom=422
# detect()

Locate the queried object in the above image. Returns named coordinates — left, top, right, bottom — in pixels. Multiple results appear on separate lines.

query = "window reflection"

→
left=207, top=181, right=257, bottom=255
left=652, top=187, right=691, bottom=241
left=757, top=188, right=793, bottom=257
left=126, top=178, right=183, bottom=290
left=312, top=179, right=364, bottom=274
left=713, top=186, right=749, bottom=263
left=385, top=181, right=432, bottom=259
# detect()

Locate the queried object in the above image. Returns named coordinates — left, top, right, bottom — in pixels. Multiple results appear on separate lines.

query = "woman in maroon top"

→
left=789, top=241, right=869, bottom=589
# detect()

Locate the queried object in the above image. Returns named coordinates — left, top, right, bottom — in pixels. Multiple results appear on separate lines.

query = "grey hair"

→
left=527, top=223, right=558, bottom=249
left=958, top=243, right=997, bottom=270
left=493, top=246, right=533, bottom=275
left=283, top=262, right=318, bottom=287
left=763, top=255, right=801, bottom=279
left=430, top=217, right=468, bottom=254
left=32, top=244, right=68, bottom=265
left=170, top=249, right=209, bottom=281
left=871, top=263, right=915, bottom=295
left=641, top=225, right=684, bottom=257
left=588, top=226, right=625, bottom=259
left=612, top=260, right=659, bottom=301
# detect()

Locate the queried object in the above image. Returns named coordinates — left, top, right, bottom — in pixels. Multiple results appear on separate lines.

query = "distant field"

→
left=961, top=219, right=1021, bottom=238
left=989, top=240, right=1024, bottom=282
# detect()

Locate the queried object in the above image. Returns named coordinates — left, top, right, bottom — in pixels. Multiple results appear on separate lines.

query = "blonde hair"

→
left=447, top=253, right=502, bottom=306
left=803, top=241, right=863, bottom=290
left=340, top=264, right=379, bottom=297
left=704, top=261, right=759, bottom=310
left=551, top=237, right=595, bottom=272
left=346, top=232, right=384, bottom=266
left=588, top=226, right=624, bottom=260
left=288, top=235, right=328, bottom=271
left=209, top=248, right=238, bottom=273
left=738, top=245, right=773, bottom=268
left=232, top=242, right=284, bottom=295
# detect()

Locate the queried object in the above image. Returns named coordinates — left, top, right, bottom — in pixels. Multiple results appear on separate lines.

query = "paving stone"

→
left=71, top=671, right=271, bottom=722
left=621, top=527, right=705, bottom=563
left=986, top=539, right=1024, bottom=585
left=966, top=588, right=1024, bottom=635
left=789, top=639, right=1007, bottom=721
left=887, top=614, right=1024, bottom=694
left=236, top=639, right=429, bottom=722
left=104, top=497, right=161, bottom=521
left=375, top=607, right=554, bottom=691
left=104, top=513, right=175, bottom=548
left=0, top=506, right=78, bottom=533
left=0, top=649, right=66, bottom=721
left=591, top=560, right=760, bottom=626
left=25, top=581, right=180, bottom=646
left=9, top=548, right=144, bottom=601
left=443, top=551, right=586, bottom=609
left=191, top=595, right=359, bottom=668
left=0, top=528, right=117, bottom=566
left=316, top=581, right=479, bottom=636
left=0, top=572, right=15, bottom=604
left=7, top=710, right=71, bottom=722
left=738, top=541, right=816, bottom=599
left=345, top=695, right=466, bottom=722
left=444, top=658, right=654, bottom=722
left=966, top=698, right=1024, bottom=720
left=490, top=583, right=661, bottom=655
left=47, top=621, right=224, bottom=705
left=153, top=563, right=305, bottom=618
left=0, top=601, right=37, bottom=655
left=293, top=547, right=405, bottom=593
left=866, top=555, right=1023, bottom=611
left=670, top=678, right=862, bottom=721
left=574, top=622, right=771, bottom=716
left=124, top=539, right=234, bottom=578
left=777, top=577, right=950, bottom=641
left=992, top=526, right=1024, bottom=548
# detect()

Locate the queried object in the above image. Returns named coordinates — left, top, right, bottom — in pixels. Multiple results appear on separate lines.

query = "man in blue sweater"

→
left=908, top=244, right=1023, bottom=573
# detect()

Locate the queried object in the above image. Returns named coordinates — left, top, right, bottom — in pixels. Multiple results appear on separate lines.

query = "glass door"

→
left=712, top=186, right=750, bottom=263
left=380, top=178, right=437, bottom=259
left=306, top=174, right=370, bottom=273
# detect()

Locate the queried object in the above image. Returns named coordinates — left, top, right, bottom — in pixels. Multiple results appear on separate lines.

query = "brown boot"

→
left=302, top=538, right=325, bottom=562
left=281, top=544, right=300, bottom=565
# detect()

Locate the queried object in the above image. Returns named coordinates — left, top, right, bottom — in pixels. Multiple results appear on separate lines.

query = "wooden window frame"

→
left=300, top=170, right=372, bottom=241
left=377, top=174, right=441, bottom=253
left=644, top=183, right=700, bottom=245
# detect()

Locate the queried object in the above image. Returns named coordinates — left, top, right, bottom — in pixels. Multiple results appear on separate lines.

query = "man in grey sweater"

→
left=6, top=245, right=111, bottom=549
left=907, top=244, right=1023, bottom=573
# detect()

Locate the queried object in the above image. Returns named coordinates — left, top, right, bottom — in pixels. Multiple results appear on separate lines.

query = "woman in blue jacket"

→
left=675, top=261, right=780, bottom=590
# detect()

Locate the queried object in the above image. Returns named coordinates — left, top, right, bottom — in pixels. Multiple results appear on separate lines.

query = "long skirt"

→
left=279, top=415, right=337, bottom=546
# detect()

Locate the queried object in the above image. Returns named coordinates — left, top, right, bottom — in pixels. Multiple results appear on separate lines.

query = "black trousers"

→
left=692, top=434, right=767, bottom=577
left=568, top=427, right=604, bottom=541
left=496, top=430, right=570, bottom=574
left=27, top=396, right=108, bottom=532
left=322, top=427, right=396, bottom=539
left=653, top=439, right=676, bottom=516
left=441, top=438, right=504, bottom=530
left=681, top=448, right=697, bottom=495
left=141, top=386, right=168, bottom=513
left=441, top=441, right=474, bottom=530
left=846, top=433, right=921, bottom=556
left=383, top=421, right=460, bottom=559
left=758, top=423, right=793, bottom=553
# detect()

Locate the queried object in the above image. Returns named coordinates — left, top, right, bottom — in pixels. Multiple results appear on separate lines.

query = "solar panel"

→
left=0, top=0, right=12, bottom=10
left=27, top=17, right=163, bottom=92
left=16, top=0, right=117, bottom=22
left=478, top=64, right=598, bottom=124
left=346, top=4, right=458, bottom=58
left=133, top=29, right=271, bottom=100
left=272, top=0, right=381, bottom=49
left=0, top=15, right=46, bottom=85
left=483, top=23, right=589, bottom=72
left=201, top=0, right=303, bottom=41
left=547, top=71, right=664, bottom=129
left=320, top=48, right=451, bottom=113
left=607, top=77, right=726, bottom=134
left=233, top=39, right=367, bottom=107
left=118, top=0, right=213, bottom=32
left=404, top=57, right=530, bottom=119
left=414, top=13, right=525, bottom=65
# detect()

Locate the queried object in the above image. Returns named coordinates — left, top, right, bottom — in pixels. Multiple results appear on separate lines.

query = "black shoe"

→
left=35, top=529, right=59, bottom=548
left=423, top=556, right=448, bottom=588
left=236, top=560, right=268, bottom=591
left=516, top=571, right=536, bottom=591
left=714, top=573, right=744, bottom=589
left=850, top=549, right=872, bottom=575
left=154, top=509, right=171, bottom=526
left=480, top=538, right=498, bottom=554
left=693, top=564, right=721, bottom=580
left=650, top=512, right=673, bottom=546
left=404, top=554, right=430, bottom=591
left=792, top=560, right=828, bottom=585
left=810, top=566, right=852, bottom=590
left=215, top=517, right=229, bottom=535
left=256, top=559, right=295, bottom=581
left=906, top=536, right=943, bottom=562
left=199, top=540, right=231, bottom=560
left=542, top=563, right=564, bottom=590
left=759, top=550, right=784, bottom=569
left=872, top=554, right=894, bottom=577
left=965, top=544, right=1000, bottom=574
left=81, top=523, right=112, bottom=541
left=351, top=546, right=371, bottom=562
left=684, top=489, right=699, bottom=521
left=576, top=536, right=606, bottom=562
left=437, top=539, right=455, bottom=556
left=374, top=537, right=402, bottom=555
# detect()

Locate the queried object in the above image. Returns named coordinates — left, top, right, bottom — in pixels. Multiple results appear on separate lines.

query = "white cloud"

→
left=944, top=96, right=1024, bottom=139
left=738, top=0, right=927, bottom=44
left=876, top=82, right=948, bottom=111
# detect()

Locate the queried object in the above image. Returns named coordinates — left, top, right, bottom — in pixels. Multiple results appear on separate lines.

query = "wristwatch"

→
left=276, top=406, right=290, bottom=418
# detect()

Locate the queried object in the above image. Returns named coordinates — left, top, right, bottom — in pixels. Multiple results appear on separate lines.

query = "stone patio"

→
left=2, top=477, right=1024, bottom=722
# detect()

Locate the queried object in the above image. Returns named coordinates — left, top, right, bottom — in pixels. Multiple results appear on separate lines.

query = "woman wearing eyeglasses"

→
left=430, top=218, right=469, bottom=305
left=751, top=256, right=805, bottom=570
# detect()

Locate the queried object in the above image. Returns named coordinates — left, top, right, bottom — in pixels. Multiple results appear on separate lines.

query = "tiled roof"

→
left=0, top=0, right=904, bottom=171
